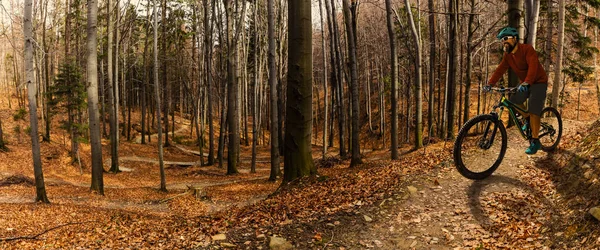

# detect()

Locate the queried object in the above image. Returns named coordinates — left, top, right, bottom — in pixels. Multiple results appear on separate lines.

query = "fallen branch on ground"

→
left=0, top=221, right=99, bottom=242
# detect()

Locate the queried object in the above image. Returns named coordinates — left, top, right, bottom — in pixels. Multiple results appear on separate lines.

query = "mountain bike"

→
left=453, top=86, right=562, bottom=180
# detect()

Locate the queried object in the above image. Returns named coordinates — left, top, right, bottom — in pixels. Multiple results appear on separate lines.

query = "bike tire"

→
left=540, top=107, right=562, bottom=152
left=453, top=114, right=508, bottom=180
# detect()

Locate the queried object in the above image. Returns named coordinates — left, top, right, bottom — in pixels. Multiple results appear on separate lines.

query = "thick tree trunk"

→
left=86, top=0, right=104, bottom=195
left=25, top=0, right=50, bottom=202
left=283, top=0, right=316, bottom=183
left=552, top=0, right=565, bottom=108
left=385, top=0, right=398, bottom=159
left=342, top=0, right=361, bottom=166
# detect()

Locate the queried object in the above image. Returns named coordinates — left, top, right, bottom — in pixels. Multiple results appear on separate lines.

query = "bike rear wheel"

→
left=453, top=114, right=508, bottom=180
left=539, top=107, right=562, bottom=152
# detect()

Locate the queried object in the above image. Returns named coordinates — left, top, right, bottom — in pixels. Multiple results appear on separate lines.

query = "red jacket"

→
left=488, top=43, right=548, bottom=85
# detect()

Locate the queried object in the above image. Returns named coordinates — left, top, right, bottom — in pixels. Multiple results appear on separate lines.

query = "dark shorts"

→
left=509, top=83, right=547, bottom=116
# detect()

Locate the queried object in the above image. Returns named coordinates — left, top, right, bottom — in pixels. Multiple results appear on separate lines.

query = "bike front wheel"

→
left=453, top=114, right=508, bottom=180
left=539, top=107, right=562, bottom=152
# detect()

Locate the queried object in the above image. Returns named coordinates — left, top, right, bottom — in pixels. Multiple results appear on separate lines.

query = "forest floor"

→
left=0, top=87, right=599, bottom=249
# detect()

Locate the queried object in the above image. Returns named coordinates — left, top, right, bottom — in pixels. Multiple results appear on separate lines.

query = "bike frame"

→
left=487, top=87, right=531, bottom=141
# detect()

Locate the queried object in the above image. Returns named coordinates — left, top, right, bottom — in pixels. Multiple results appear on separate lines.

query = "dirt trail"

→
left=332, top=119, right=589, bottom=249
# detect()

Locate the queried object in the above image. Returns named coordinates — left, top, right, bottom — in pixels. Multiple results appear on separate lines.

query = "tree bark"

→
left=268, top=0, right=280, bottom=180
left=25, top=0, right=50, bottom=202
left=154, top=0, right=167, bottom=192
left=385, top=0, right=398, bottom=159
left=445, top=0, right=458, bottom=139
left=86, top=0, right=104, bottom=195
left=405, top=0, right=423, bottom=149
left=428, top=0, right=436, bottom=138
left=342, top=0, right=361, bottom=166
left=330, top=0, right=346, bottom=157
left=161, top=0, right=170, bottom=147
left=524, top=0, right=540, bottom=47
left=283, top=0, right=316, bottom=183
left=226, top=0, right=239, bottom=175
left=318, top=0, right=328, bottom=159
left=204, top=0, right=215, bottom=165
left=107, top=0, right=119, bottom=173
left=463, top=0, right=475, bottom=126
left=552, top=0, right=565, bottom=108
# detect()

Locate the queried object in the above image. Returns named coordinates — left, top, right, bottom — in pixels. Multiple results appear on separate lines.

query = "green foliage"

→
left=13, top=108, right=27, bottom=121
left=13, top=125, right=20, bottom=134
left=562, top=3, right=600, bottom=84
left=49, top=63, right=87, bottom=139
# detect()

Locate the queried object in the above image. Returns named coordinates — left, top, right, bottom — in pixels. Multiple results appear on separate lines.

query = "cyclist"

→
left=483, top=26, right=548, bottom=155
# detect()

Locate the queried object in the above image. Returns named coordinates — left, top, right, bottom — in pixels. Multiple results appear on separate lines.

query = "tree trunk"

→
left=154, top=0, right=167, bottom=192
left=463, top=0, right=475, bottom=126
left=596, top=17, right=600, bottom=114
left=268, top=0, right=280, bottom=180
left=428, top=0, right=435, bottom=138
left=551, top=0, right=565, bottom=108
left=385, top=0, right=398, bottom=159
left=342, top=0, right=361, bottom=166
left=319, top=0, right=328, bottom=159
left=283, top=0, right=316, bottom=183
left=507, top=0, right=522, bottom=89
left=524, top=0, right=540, bottom=47
left=0, top=119, right=6, bottom=151
left=405, top=0, right=423, bottom=149
left=107, top=0, right=119, bottom=173
left=204, top=0, right=215, bottom=165
left=141, top=1, right=151, bottom=145
left=445, top=0, right=458, bottom=139
left=86, top=0, right=104, bottom=195
left=25, top=0, right=50, bottom=202
left=226, top=0, right=239, bottom=175
left=324, top=0, right=336, bottom=150
left=330, top=0, right=346, bottom=157
left=162, top=0, right=170, bottom=147
left=42, top=0, right=51, bottom=142
left=544, top=0, right=553, bottom=73
left=251, top=1, right=259, bottom=174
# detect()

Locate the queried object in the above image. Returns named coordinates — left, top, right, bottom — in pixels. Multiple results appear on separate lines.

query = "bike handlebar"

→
left=485, top=86, right=519, bottom=94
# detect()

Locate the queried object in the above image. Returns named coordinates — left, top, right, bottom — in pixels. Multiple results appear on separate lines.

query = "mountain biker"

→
left=483, top=26, right=548, bottom=155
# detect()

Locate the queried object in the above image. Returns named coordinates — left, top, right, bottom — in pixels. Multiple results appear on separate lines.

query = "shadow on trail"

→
left=533, top=148, right=600, bottom=205
left=531, top=148, right=600, bottom=246
left=467, top=175, right=557, bottom=230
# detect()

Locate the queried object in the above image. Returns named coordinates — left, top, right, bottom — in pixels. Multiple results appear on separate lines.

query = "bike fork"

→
left=479, top=116, right=499, bottom=150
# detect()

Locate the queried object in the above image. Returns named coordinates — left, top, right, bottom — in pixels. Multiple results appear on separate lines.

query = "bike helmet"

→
left=496, top=27, right=519, bottom=40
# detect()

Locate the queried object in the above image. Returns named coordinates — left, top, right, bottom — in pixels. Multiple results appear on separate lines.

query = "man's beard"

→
left=503, top=43, right=515, bottom=53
